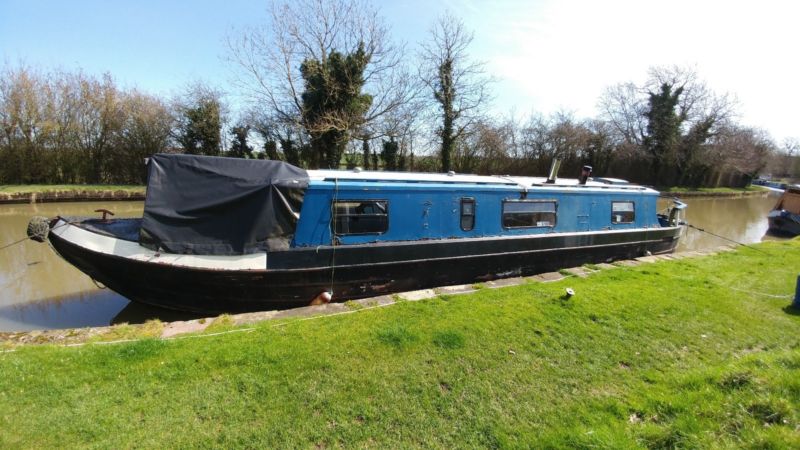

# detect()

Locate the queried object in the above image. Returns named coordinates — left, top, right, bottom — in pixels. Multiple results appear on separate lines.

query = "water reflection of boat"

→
left=767, top=185, right=800, bottom=236
left=110, top=300, right=202, bottom=326
left=0, top=290, right=128, bottom=331
left=29, top=154, right=686, bottom=314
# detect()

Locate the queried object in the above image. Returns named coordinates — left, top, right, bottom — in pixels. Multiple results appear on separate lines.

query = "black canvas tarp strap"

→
left=139, top=153, right=309, bottom=255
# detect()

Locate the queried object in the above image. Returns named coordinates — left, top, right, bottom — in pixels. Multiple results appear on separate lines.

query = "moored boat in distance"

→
left=767, top=185, right=800, bottom=236
left=29, top=154, right=687, bottom=313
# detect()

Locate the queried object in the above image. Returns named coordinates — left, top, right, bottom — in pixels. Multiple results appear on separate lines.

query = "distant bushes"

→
left=2, top=63, right=797, bottom=187
left=0, top=66, right=173, bottom=184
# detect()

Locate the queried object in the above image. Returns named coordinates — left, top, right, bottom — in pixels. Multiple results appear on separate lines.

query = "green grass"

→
left=0, top=184, right=144, bottom=194
left=1, top=240, right=799, bottom=448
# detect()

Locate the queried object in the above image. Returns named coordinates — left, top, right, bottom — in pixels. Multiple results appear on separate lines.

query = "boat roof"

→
left=775, top=185, right=800, bottom=213
left=307, top=169, right=658, bottom=193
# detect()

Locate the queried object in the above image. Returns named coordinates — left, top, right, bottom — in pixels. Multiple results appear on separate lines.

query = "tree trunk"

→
left=442, top=111, right=454, bottom=172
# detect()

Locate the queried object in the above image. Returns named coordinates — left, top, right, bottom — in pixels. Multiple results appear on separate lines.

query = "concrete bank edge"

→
left=0, top=245, right=740, bottom=348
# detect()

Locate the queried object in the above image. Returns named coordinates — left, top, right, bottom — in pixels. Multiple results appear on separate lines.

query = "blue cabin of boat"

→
left=292, top=170, right=662, bottom=247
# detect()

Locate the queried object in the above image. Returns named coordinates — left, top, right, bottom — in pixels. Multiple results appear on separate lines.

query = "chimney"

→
left=579, top=165, right=592, bottom=185
left=546, top=159, right=561, bottom=184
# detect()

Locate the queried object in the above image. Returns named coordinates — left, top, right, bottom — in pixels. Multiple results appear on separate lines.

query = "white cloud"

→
left=456, top=0, right=800, bottom=141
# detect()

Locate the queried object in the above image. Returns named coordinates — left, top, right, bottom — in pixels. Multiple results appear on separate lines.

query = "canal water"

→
left=0, top=194, right=786, bottom=331
left=661, top=194, right=783, bottom=252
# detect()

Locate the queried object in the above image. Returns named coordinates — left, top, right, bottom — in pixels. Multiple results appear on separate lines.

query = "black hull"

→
left=49, top=227, right=681, bottom=314
left=768, top=216, right=800, bottom=237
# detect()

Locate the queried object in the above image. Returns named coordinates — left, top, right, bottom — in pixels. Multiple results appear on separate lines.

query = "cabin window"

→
left=333, top=200, right=388, bottom=235
left=502, top=200, right=557, bottom=228
left=611, top=201, right=635, bottom=224
left=460, top=198, right=475, bottom=231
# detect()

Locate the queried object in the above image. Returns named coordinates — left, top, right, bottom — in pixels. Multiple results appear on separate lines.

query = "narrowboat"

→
left=767, top=185, right=800, bottom=236
left=28, top=154, right=686, bottom=313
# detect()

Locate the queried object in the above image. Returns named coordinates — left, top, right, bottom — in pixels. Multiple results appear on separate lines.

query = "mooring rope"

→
left=329, top=178, right=339, bottom=297
left=685, top=223, right=768, bottom=254
left=727, top=286, right=793, bottom=299
left=0, top=219, right=76, bottom=252
left=59, top=327, right=258, bottom=348
left=0, top=235, right=32, bottom=251
left=0, top=219, right=82, bottom=292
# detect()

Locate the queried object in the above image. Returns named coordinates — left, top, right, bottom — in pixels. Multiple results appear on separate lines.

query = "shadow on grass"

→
left=781, top=304, right=800, bottom=316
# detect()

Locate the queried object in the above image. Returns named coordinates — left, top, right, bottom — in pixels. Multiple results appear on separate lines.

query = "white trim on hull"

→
left=51, top=219, right=267, bottom=270
left=47, top=217, right=682, bottom=312
left=51, top=218, right=681, bottom=272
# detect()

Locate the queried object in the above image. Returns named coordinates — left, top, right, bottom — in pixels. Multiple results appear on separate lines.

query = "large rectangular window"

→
left=502, top=200, right=557, bottom=228
left=333, top=200, right=388, bottom=235
left=611, top=201, right=635, bottom=224
left=461, top=198, right=475, bottom=231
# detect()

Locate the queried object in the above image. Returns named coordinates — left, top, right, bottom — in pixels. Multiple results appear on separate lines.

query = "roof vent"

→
left=447, top=171, right=455, bottom=176
left=353, top=167, right=362, bottom=173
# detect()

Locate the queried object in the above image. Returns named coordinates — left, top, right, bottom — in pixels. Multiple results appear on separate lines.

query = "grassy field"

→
left=1, top=240, right=799, bottom=448
left=0, top=184, right=144, bottom=194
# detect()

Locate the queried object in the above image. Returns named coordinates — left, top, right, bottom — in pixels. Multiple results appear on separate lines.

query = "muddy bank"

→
left=0, top=189, right=145, bottom=204
left=662, top=190, right=770, bottom=199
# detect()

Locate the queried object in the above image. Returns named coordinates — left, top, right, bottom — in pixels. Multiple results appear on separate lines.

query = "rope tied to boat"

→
left=1, top=217, right=78, bottom=253
left=684, top=223, right=768, bottom=254
left=0, top=218, right=78, bottom=291
left=328, top=177, right=339, bottom=299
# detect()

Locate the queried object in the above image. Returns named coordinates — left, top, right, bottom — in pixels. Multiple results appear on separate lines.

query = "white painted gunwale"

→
left=51, top=218, right=679, bottom=272
left=51, top=219, right=267, bottom=270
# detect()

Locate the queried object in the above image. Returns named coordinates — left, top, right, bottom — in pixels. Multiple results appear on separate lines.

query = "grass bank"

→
left=0, top=185, right=145, bottom=204
left=1, top=241, right=799, bottom=448
left=659, top=185, right=769, bottom=198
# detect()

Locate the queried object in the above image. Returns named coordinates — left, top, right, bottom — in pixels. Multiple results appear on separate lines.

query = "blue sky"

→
left=0, top=0, right=265, bottom=94
left=2, top=0, right=798, bottom=142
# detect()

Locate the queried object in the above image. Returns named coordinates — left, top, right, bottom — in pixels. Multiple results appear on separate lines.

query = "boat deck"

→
left=63, top=217, right=142, bottom=242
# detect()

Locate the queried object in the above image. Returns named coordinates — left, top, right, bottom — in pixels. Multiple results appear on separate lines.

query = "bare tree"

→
left=598, top=82, right=647, bottom=146
left=419, top=12, right=493, bottom=172
left=781, top=138, right=800, bottom=179
left=711, top=126, right=774, bottom=184
left=645, top=65, right=736, bottom=129
left=457, top=118, right=514, bottom=175
left=227, top=0, right=418, bottom=166
left=600, top=66, right=736, bottom=147
left=73, top=73, right=126, bottom=183
left=516, top=112, right=591, bottom=176
left=112, top=90, right=173, bottom=183
left=764, top=138, right=799, bottom=179
left=598, top=65, right=739, bottom=185
left=0, top=64, right=174, bottom=184
left=0, top=64, right=48, bottom=182
left=519, top=113, right=551, bottom=174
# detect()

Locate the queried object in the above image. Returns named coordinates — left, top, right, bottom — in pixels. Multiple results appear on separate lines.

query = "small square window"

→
left=460, top=198, right=475, bottom=231
left=333, top=200, right=388, bottom=235
left=502, top=200, right=557, bottom=228
left=611, top=201, right=635, bottom=224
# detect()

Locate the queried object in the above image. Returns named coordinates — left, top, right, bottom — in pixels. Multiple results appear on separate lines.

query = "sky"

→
left=1, top=0, right=798, bottom=143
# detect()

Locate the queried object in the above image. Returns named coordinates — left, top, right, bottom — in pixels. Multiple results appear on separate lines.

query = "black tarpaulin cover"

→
left=139, top=154, right=309, bottom=255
